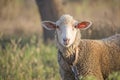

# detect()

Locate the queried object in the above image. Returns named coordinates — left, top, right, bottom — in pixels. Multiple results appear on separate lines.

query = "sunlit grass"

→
left=0, top=36, right=60, bottom=80
left=0, top=36, right=120, bottom=80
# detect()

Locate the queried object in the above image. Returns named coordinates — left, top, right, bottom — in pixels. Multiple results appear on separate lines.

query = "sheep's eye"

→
left=56, top=26, right=59, bottom=29
left=74, top=25, right=77, bottom=28
left=56, top=26, right=61, bottom=31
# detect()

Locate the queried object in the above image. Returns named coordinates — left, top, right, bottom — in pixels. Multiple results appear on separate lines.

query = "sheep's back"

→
left=101, top=34, right=120, bottom=78
left=103, top=34, right=120, bottom=47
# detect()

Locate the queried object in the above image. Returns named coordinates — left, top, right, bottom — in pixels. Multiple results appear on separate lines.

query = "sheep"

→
left=42, top=14, right=120, bottom=80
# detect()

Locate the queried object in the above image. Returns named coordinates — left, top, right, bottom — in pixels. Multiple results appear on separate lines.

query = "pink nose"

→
left=63, top=38, right=70, bottom=45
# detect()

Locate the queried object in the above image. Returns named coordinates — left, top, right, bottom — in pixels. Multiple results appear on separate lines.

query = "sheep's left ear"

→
left=42, top=21, right=57, bottom=30
left=75, top=21, right=92, bottom=30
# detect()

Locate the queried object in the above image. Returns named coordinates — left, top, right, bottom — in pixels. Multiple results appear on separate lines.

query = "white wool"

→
left=56, top=14, right=77, bottom=26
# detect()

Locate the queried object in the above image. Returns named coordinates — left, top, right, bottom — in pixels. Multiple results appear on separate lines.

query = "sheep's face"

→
left=42, top=15, right=92, bottom=47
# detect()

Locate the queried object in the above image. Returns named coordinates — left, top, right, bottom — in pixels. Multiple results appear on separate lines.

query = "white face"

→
left=42, top=14, right=92, bottom=47
left=56, top=21, right=78, bottom=47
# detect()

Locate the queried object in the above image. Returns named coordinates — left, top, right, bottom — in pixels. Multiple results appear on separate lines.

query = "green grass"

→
left=0, top=36, right=120, bottom=80
left=0, top=36, right=60, bottom=80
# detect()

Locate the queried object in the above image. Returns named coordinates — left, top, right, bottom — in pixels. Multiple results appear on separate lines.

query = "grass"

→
left=0, top=36, right=120, bottom=80
left=0, top=36, right=60, bottom=80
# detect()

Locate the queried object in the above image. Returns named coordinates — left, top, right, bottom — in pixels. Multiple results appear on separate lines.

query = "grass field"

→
left=0, top=35, right=120, bottom=80
left=0, top=35, right=60, bottom=80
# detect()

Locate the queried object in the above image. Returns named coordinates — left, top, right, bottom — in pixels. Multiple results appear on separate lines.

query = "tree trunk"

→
left=35, top=0, right=65, bottom=43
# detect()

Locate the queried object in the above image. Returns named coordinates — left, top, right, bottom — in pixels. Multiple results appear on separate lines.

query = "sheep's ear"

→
left=76, top=21, right=92, bottom=30
left=42, top=21, right=57, bottom=30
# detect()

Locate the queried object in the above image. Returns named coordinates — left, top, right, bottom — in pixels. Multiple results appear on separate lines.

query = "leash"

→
left=71, top=65, right=79, bottom=80
left=59, top=47, right=80, bottom=80
left=71, top=47, right=80, bottom=80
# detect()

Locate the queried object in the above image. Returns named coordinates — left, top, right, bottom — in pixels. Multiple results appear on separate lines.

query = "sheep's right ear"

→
left=42, top=21, right=57, bottom=30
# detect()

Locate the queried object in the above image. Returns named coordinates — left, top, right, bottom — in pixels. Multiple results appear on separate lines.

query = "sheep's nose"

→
left=63, top=38, right=70, bottom=45
left=63, top=38, right=70, bottom=42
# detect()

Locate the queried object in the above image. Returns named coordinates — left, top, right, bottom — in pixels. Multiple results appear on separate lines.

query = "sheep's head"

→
left=42, top=14, right=92, bottom=47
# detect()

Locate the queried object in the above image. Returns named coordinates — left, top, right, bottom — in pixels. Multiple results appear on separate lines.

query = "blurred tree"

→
left=35, top=0, right=65, bottom=43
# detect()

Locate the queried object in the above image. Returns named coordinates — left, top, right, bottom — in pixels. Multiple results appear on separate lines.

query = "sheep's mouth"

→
left=63, top=42, right=69, bottom=46
left=64, top=45, right=69, bottom=48
left=63, top=44, right=69, bottom=47
left=62, top=42, right=72, bottom=47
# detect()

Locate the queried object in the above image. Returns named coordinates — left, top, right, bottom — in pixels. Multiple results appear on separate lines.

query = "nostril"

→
left=63, top=38, right=67, bottom=42
left=63, top=38, right=70, bottom=42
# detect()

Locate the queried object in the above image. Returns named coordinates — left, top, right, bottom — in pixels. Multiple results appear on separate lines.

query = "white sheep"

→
left=42, top=14, right=120, bottom=80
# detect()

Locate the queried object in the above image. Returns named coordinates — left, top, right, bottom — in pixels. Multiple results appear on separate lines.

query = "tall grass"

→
left=0, top=36, right=60, bottom=80
left=0, top=35, right=120, bottom=80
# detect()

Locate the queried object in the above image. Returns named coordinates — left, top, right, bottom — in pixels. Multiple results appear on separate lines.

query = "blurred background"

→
left=0, top=0, right=120, bottom=80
